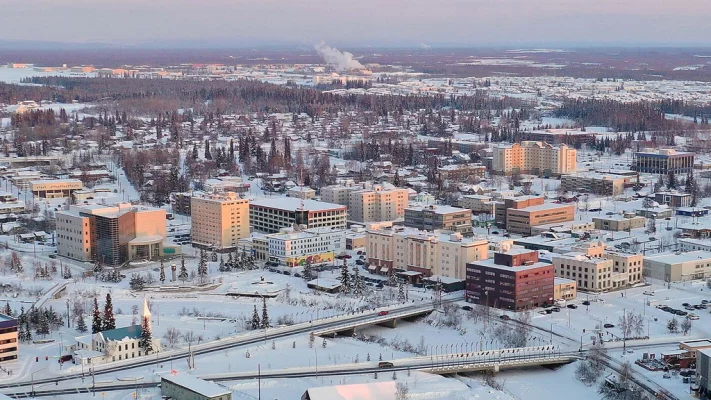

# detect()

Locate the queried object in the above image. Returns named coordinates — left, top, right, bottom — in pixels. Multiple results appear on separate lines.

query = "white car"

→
left=687, top=314, right=700, bottom=320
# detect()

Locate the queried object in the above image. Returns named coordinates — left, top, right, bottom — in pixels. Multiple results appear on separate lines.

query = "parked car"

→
left=567, top=304, right=578, bottom=309
left=462, top=306, right=473, bottom=311
left=687, top=314, right=700, bottom=320
left=551, top=307, right=561, bottom=312
left=582, top=301, right=591, bottom=306
left=378, top=361, right=394, bottom=368
left=604, top=323, right=615, bottom=328
left=500, top=315, right=511, bottom=321
left=682, top=303, right=690, bottom=307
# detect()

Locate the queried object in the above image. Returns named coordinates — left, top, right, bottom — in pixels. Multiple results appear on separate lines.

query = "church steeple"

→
left=142, top=298, right=152, bottom=329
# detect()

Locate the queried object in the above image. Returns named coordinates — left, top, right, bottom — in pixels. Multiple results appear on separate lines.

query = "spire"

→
left=142, top=298, right=152, bottom=329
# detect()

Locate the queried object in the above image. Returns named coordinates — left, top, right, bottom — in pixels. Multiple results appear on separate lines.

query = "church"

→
left=71, top=298, right=161, bottom=366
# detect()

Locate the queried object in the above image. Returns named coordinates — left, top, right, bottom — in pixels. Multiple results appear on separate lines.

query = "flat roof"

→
left=512, top=203, right=574, bottom=213
left=250, top=197, right=345, bottom=212
left=468, top=258, right=552, bottom=272
left=405, top=204, right=470, bottom=214
left=699, top=348, right=711, bottom=359
left=555, top=277, right=576, bottom=285
left=645, top=251, right=711, bottom=265
left=30, top=179, right=83, bottom=185
left=161, top=373, right=231, bottom=397
left=0, top=314, right=17, bottom=322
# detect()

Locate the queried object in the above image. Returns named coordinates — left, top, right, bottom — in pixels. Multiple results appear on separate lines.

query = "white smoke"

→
left=314, top=41, right=365, bottom=71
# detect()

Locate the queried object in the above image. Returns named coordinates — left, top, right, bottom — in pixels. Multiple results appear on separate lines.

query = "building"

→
left=56, top=203, right=171, bottom=266
left=0, top=192, right=25, bottom=215
left=266, top=227, right=346, bottom=267
left=634, top=149, right=694, bottom=175
left=366, top=226, right=488, bottom=279
left=250, top=198, right=347, bottom=234
left=554, top=278, right=578, bottom=301
left=404, top=205, right=473, bottom=236
left=643, top=251, right=711, bottom=282
left=494, top=196, right=545, bottom=227
left=458, top=195, right=495, bottom=216
left=288, top=186, right=316, bottom=200
left=321, top=183, right=409, bottom=223
left=505, top=202, right=576, bottom=236
left=191, top=192, right=250, bottom=251
left=677, top=207, right=708, bottom=217
left=466, top=248, right=555, bottom=310
left=699, top=348, right=711, bottom=397
left=345, top=226, right=367, bottom=250
left=172, top=192, right=192, bottom=216
left=560, top=173, right=626, bottom=196
left=592, top=215, right=646, bottom=231
left=492, top=141, right=577, bottom=176
left=161, top=374, right=232, bottom=400
left=679, top=222, right=711, bottom=239
left=30, top=179, right=83, bottom=199
left=679, top=239, right=711, bottom=253
left=654, top=191, right=692, bottom=208
left=0, top=314, right=18, bottom=363
left=302, top=381, right=396, bottom=400
left=552, top=242, right=642, bottom=292
left=635, top=206, right=673, bottom=219
left=437, top=164, right=487, bottom=181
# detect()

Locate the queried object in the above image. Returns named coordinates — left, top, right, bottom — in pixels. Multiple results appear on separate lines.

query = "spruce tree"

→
left=92, top=297, right=103, bottom=333
left=3, top=301, right=11, bottom=316
left=103, top=294, right=116, bottom=331
left=23, top=321, right=32, bottom=342
left=159, top=261, right=166, bottom=284
left=353, top=268, right=364, bottom=297
left=139, top=316, right=153, bottom=354
left=76, top=312, right=88, bottom=333
left=179, top=256, right=188, bottom=282
left=261, top=298, right=270, bottom=329
left=340, top=262, right=351, bottom=294
left=397, top=282, right=406, bottom=302
left=251, top=305, right=261, bottom=330
left=197, top=250, right=208, bottom=283
left=303, top=261, right=314, bottom=281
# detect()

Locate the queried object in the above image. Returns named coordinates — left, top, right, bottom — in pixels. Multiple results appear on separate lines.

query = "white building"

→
left=321, top=182, right=409, bottom=223
left=267, top=227, right=346, bottom=267
left=643, top=251, right=711, bottom=282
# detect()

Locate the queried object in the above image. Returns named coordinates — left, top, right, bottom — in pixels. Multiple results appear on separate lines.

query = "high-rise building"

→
left=492, top=141, right=577, bottom=176
left=404, top=205, right=473, bottom=236
left=190, top=192, right=250, bottom=251
left=321, top=182, right=409, bottom=223
left=266, top=227, right=346, bottom=267
left=249, top=198, right=347, bottom=233
left=634, top=148, right=694, bottom=175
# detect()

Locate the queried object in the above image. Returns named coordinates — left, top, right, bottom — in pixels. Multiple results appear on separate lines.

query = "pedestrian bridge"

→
left=312, top=305, right=436, bottom=337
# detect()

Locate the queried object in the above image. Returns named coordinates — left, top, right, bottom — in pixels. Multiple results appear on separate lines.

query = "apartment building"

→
left=437, top=164, right=487, bottom=182
left=494, top=195, right=545, bottom=227
left=505, top=203, right=576, bottom=236
left=593, top=215, right=646, bottom=231
left=267, top=227, right=346, bottom=267
left=366, top=226, right=488, bottom=279
left=249, top=198, right=347, bottom=233
left=634, top=149, right=694, bottom=175
left=492, top=141, right=577, bottom=176
left=30, top=179, right=83, bottom=199
left=458, top=195, right=495, bottom=215
left=404, top=205, right=473, bottom=236
left=0, top=314, right=18, bottom=363
left=191, top=192, right=250, bottom=251
left=643, top=251, right=711, bottom=282
left=560, top=173, right=626, bottom=196
left=321, top=183, right=409, bottom=223
left=552, top=242, right=643, bottom=291
left=56, top=203, right=169, bottom=266
left=466, top=248, right=555, bottom=310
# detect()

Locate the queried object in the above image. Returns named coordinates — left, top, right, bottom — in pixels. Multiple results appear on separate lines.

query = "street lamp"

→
left=32, top=367, right=48, bottom=397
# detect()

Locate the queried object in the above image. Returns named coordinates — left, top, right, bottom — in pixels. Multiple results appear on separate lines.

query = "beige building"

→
left=554, top=278, right=578, bottom=301
left=492, top=141, right=577, bottom=176
left=552, top=242, right=643, bottom=292
left=287, top=186, right=316, bottom=200
left=0, top=314, right=18, bottom=363
left=593, top=215, right=646, bottom=231
left=366, top=226, right=488, bottom=279
left=321, top=183, right=409, bottom=223
left=249, top=198, right=347, bottom=233
left=560, top=173, right=626, bottom=196
left=506, top=203, right=576, bottom=236
left=643, top=251, right=711, bottom=282
left=30, top=179, right=83, bottom=199
left=458, top=195, right=495, bottom=215
left=404, top=205, right=473, bottom=236
left=191, top=192, right=250, bottom=250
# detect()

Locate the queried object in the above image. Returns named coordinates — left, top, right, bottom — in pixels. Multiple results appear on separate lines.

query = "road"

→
left=0, top=297, right=458, bottom=390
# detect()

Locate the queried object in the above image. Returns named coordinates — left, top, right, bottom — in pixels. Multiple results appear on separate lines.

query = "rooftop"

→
left=512, top=202, right=574, bottom=213
left=468, top=258, right=552, bottom=272
left=30, top=179, right=83, bottom=185
left=644, top=251, right=711, bottom=265
left=0, top=313, right=17, bottom=323
left=161, top=373, right=231, bottom=397
left=304, top=381, right=396, bottom=400
left=251, top=197, right=345, bottom=212
left=405, top=204, right=470, bottom=214
left=99, top=325, right=142, bottom=342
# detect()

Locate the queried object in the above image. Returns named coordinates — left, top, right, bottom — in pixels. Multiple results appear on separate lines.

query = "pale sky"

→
left=1, top=0, right=710, bottom=47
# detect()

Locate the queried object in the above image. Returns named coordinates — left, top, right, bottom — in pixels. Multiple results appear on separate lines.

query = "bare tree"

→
left=681, top=318, right=692, bottom=335
left=163, top=327, right=182, bottom=348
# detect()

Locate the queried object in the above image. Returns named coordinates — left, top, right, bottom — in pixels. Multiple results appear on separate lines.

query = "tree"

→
left=103, top=294, right=116, bottom=331
left=92, top=297, right=102, bottom=333
left=339, top=262, right=351, bottom=295
left=139, top=316, right=153, bottom=354
left=261, top=298, right=270, bottom=329
left=353, top=268, right=364, bottom=297
left=179, top=257, right=188, bottom=283
left=159, top=262, right=166, bottom=284
left=251, top=305, right=260, bottom=330
left=667, top=318, right=679, bottom=333
left=129, top=274, right=146, bottom=290
left=197, top=250, right=208, bottom=284
left=667, top=171, right=677, bottom=189
left=3, top=301, right=12, bottom=316
left=681, top=318, right=692, bottom=335
left=76, top=312, right=87, bottom=333
left=646, top=218, right=656, bottom=234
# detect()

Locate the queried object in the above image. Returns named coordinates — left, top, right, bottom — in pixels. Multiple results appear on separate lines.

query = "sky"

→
left=1, top=0, right=710, bottom=47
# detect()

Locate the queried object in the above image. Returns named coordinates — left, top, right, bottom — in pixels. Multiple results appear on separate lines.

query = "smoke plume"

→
left=314, top=41, right=365, bottom=71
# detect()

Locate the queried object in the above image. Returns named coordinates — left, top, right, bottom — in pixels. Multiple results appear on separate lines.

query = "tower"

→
left=142, top=298, right=152, bottom=329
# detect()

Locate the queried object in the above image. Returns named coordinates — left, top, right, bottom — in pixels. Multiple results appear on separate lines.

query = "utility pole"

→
left=622, top=307, right=627, bottom=354
left=258, top=364, right=261, bottom=400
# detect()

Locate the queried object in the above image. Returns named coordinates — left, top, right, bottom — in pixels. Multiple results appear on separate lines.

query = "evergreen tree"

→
left=261, top=298, right=270, bottom=329
left=204, top=140, right=212, bottom=160
left=340, top=262, right=351, bottom=294
left=179, top=256, right=188, bottom=282
left=23, top=321, right=32, bottom=342
left=647, top=218, right=656, bottom=234
left=76, top=312, right=88, bottom=333
left=197, top=250, right=208, bottom=283
left=393, top=170, right=401, bottom=187
left=103, top=294, right=116, bottom=331
left=3, top=301, right=12, bottom=316
left=397, top=282, right=406, bottom=302
left=36, top=310, right=50, bottom=336
left=192, top=144, right=198, bottom=160
left=353, top=268, right=364, bottom=297
left=251, top=305, right=261, bottom=330
left=667, top=171, right=677, bottom=189
left=92, top=297, right=103, bottom=333
left=159, top=262, right=166, bottom=284
left=303, top=261, right=314, bottom=281
left=139, top=316, right=153, bottom=354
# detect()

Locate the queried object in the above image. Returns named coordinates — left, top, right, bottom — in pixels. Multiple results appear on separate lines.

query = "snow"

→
left=161, top=372, right=231, bottom=397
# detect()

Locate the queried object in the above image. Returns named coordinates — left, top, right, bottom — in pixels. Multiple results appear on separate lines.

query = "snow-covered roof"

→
left=161, top=373, right=231, bottom=397
left=304, top=381, right=396, bottom=400
left=645, top=251, right=711, bottom=265
left=250, top=197, right=345, bottom=212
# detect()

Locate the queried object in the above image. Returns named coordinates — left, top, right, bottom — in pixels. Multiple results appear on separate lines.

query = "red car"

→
left=378, top=311, right=389, bottom=316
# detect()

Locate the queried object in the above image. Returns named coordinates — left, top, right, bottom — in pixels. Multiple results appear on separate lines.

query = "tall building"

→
left=634, top=148, right=694, bottom=175
left=0, top=314, right=18, bottom=363
left=404, top=205, right=473, bottom=236
left=56, top=203, right=170, bottom=266
left=191, top=192, right=250, bottom=251
left=266, top=227, right=346, bottom=267
left=495, top=196, right=575, bottom=236
left=321, top=182, right=409, bottom=223
left=492, top=141, right=577, bottom=176
left=249, top=198, right=347, bottom=233
left=466, top=248, right=555, bottom=310
left=560, top=173, right=626, bottom=196
left=366, top=226, right=488, bottom=279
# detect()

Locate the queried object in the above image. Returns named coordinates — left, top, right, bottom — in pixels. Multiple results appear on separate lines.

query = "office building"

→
left=267, top=227, right=346, bottom=267
left=366, top=226, right=488, bottom=279
left=643, top=251, right=711, bottom=282
left=321, top=183, right=409, bottom=223
left=191, top=192, right=250, bottom=251
left=492, top=141, right=577, bottom=176
left=458, top=195, right=495, bottom=215
left=466, top=248, right=555, bottom=310
left=501, top=199, right=576, bottom=236
left=593, top=215, right=646, bottom=231
left=552, top=242, right=643, bottom=292
left=437, top=164, right=487, bottom=181
left=249, top=198, right=347, bottom=233
left=404, top=205, right=473, bottom=236
left=554, top=278, right=577, bottom=301
left=699, top=348, right=711, bottom=398
left=30, top=179, right=83, bottom=199
left=0, top=314, right=18, bottom=363
left=56, top=203, right=170, bottom=266
left=560, top=173, right=626, bottom=196
left=634, top=149, right=694, bottom=175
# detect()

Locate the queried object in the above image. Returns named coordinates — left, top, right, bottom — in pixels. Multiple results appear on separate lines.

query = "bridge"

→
left=312, top=305, right=436, bottom=337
